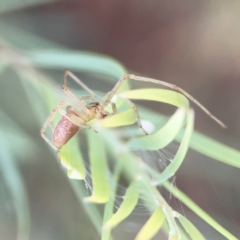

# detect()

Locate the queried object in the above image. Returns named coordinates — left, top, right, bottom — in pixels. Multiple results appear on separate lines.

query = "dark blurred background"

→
left=1, top=1, right=240, bottom=239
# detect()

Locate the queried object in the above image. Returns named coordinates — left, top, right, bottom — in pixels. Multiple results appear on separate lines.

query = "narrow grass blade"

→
left=0, top=148, right=30, bottom=240
left=0, top=143, right=30, bottom=240
left=0, top=111, right=31, bottom=240
left=60, top=137, right=85, bottom=179
left=26, top=49, right=130, bottom=94
left=120, top=89, right=189, bottom=108
left=104, top=181, right=139, bottom=229
left=100, top=108, right=137, bottom=127
left=84, top=131, right=110, bottom=203
left=0, top=109, right=37, bottom=158
left=186, top=132, right=240, bottom=168
left=27, top=50, right=127, bottom=80
left=135, top=207, right=165, bottom=240
left=129, top=108, right=186, bottom=150
left=152, top=110, right=194, bottom=184
left=70, top=180, right=103, bottom=237
left=0, top=55, right=7, bottom=73
left=138, top=105, right=240, bottom=169
left=177, top=214, right=205, bottom=240
left=163, top=181, right=238, bottom=240
left=102, top=164, right=123, bottom=240
left=0, top=0, right=52, bottom=13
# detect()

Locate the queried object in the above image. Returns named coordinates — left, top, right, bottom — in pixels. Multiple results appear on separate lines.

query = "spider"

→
left=41, top=70, right=226, bottom=153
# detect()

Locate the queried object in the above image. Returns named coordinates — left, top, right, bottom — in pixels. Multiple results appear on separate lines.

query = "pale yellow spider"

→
left=41, top=70, right=226, bottom=153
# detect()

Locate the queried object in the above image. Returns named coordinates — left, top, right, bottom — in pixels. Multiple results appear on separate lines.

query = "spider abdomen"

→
left=53, top=116, right=80, bottom=149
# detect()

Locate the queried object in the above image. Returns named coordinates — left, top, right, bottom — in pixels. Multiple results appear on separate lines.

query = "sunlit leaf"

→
left=120, top=88, right=189, bottom=108
left=104, top=181, right=139, bottom=229
left=151, top=110, right=194, bottom=184
left=177, top=214, right=205, bottom=240
left=84, top=131, right=110, bottom=203
left=163, top=181, right=238, bottom=240
left=26, top=50, right=127, bottom=80
left=102, top=164, right=123, bottom=240
left=100, top=108, right=136, bottom=127
left=60, top=137, right=85, bottom=180
left=129, top=107, right=186, bottom=150
left=185, top=132, right=240, bottom=168
left=1, top=38, right=239, bottom=240
left=135, top=207, right=165, bottom=240
left=138, top=104, right=240, bottom=169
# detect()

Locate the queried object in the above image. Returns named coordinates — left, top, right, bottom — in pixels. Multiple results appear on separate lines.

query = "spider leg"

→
left=64, top=70, right=100, bottom=99
left=40, top=101, right=68, bottom=151
left=116, top=94, right=148, bottom=135
left=79, top=96, right=98, bottom=102
left=100, top=74, right=130, bottom=108
left=62, top=71, right=98, bottom=115
left=101, top=74, right=226, bottom=128
left=128, top=75, right=227, bottom=128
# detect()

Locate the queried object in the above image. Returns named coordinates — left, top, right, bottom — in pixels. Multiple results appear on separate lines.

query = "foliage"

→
left=0, top=20, right=239, bottom=240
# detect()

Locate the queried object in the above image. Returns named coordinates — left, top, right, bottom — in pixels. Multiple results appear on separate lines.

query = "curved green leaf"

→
left=177, top=214, right=205, bottom=240
left=26, top=50, right=127, bottom=80
left=104, top=181, right=139, bottom=229
left=0, top=111, right=30, bottom=240
left=102, top=164, right=123, bottom=240
left=0, top=0, right=52, bottom=13
left=84, top=131, right=110, bottom=203
left=129, top=108, right=186, bottom=150
left=1, top=38, right=240, bottom=239
left=135, top=207, right=165, bottom=240
left=186, top=132, right=240, bottom=168
left=151, top=110, right=194, bottom=184
left=60, top=137, right=85, bottom=180
left=100, top=108, right=136, bottom=127
left=163, top=181, right=238, bottom=240
left=120, top=88, right=189, bottom=108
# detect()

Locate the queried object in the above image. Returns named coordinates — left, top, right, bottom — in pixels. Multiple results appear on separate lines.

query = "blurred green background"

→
left=0, top=1, right=240, bottom=239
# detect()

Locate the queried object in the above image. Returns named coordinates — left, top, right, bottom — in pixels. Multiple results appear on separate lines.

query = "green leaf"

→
left=177, top=214, right=205, bottom=240
left=102, top=164, right=123, bottom=240
left=84, top=130, right=110, bottom=203
left=120, top=88, right=189, bottom=108
left=0, top=0, right=53, bottom=13
left=151, top=110, right=194, bottom=184
left=70, top=180, right=103, bottom=236
left=26, top=49, right=127, bottom=80
left=2, top=37, right=238, bottom=240
left=129, top=108, right=186, bottom=150
left=186, top=132, right=240, bottom=168
left=0, top=143, right=30, bottom=240
left=0, top=22, right=63, bottom=50
left=137, top=104, right=240, bottom=169
left=26, top=49, right=130, bottom=94
left=163, top=181, right=238, bottom=240
left=60, top=137, right=85, bottom=180
left=100, top=108, right=137, bottom=127
left=104, top=181, right=139, bottom=229
left=0, top=110, right=30, bottom=240
left=135, top=207, right=165, bottom=240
